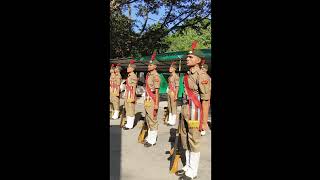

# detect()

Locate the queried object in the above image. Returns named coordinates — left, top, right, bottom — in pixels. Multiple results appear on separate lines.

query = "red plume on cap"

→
left=116, top=63, right=121, bottom=66
left=201, top=59, right=205, bottom=65
left=171, top=61, right=176, bottom=65
left=111, top=64, right=115, bottom=67
left=191, top=41, right=198, bottom=53
left=130, top=56, right=135, bottom=64
left=151, top=51, right=157, bottom=61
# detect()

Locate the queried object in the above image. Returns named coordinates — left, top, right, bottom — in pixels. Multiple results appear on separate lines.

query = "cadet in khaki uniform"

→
left=199, top=62, right=211, bottom=136
left=166, top=61, right=180, bottom=126
left=123, top=59, right=138, bottom=130
left=144, top=51, right=161, bottom=147
left=110, top=64, right=115, bottom=88
left=176, top=41, right=211, bottom=180
left=110, top=64, right=115, bottom=115
left=111, top=64, right=122, bottom=119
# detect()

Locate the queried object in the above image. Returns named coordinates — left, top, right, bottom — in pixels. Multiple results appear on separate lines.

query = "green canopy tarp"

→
left=159, top=73, right=168, bottom=94
left=158, top=73, right=185, bottom=98
left=178, top=74, right=185, bottom=98
left=138, top=49, right=211, bottom=62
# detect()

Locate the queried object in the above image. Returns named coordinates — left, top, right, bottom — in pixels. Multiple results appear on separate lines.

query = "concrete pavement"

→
left=110, top=98, right=212, bottom=180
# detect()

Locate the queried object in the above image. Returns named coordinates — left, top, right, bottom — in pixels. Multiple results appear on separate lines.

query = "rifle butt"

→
left=119, top=108, right=126, bottom=128
left=120, top=117, right=126, bottom=128
left=138, top=123, right=148, bottom=143
left=169, top=155, right=180, bottom=174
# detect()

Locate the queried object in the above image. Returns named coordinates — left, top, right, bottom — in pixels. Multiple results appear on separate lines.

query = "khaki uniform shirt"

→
left=125, top=72, right=138, bottom=99
left=113, top=73, right=122, bottom=96
left=146, top=70, right=160, bottom=92
left=184, top=66, right=210, bottom=100
left=199, top=70, right=211, bottom=99
left=168, top=72, right=179, bottom=92
left=114, top=73, right=122, bottom=87
left=110, top=72, right=115, bottom=86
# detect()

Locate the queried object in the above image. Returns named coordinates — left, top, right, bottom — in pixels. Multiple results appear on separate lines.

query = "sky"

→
left=123, top=3, right=166, bottom=33
left=122, top=2, right=211, bottom=33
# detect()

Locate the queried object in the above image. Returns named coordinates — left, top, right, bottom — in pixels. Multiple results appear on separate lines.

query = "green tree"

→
left=164, top=19, right=211, bottom=52
left=109, top=0, right=211, bottom=58
left=110, top=11, right=138, bottom=58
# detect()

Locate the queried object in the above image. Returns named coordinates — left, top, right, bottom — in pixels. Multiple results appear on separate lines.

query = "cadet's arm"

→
left=155, top=89, right=159, bottom=109
left=175, top=77, right=179, bottom=100
left=200, top=76, right=210, bottom=130
left=131, top=79, right=136, bottom=101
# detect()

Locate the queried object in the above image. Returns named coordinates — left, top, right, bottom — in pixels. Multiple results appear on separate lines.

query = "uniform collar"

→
left=190, top=65, right=200, bottom=74
left=149, top=70, right=157, bottom=75
left=200, top=69, right=208, bottom=74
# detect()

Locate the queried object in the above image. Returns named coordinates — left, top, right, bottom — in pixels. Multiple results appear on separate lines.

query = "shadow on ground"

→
left=133, top=112, right=144, bottom=128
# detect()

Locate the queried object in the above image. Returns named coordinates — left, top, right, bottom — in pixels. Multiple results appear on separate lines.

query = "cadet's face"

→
left=127, top=66, right=133, bottom=73
left=186, top=54, right=201, bottom=67
left=114, top=69, right=119, bottom=73
left=169, top=66, right=175, bottom=73
left=148, top=64, right=156, bottom=71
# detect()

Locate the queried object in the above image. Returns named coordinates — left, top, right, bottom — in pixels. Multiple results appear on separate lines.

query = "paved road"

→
left=110, top=98, right=212, bottom=180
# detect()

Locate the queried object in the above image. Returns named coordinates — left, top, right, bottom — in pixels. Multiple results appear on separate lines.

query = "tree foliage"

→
left=109, top=0, right=211, bottom=58
left=164, top=19, right=211, bottom=52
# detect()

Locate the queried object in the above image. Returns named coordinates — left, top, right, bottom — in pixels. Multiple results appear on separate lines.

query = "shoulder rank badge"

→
left=201, top=80, right=209, bottom=84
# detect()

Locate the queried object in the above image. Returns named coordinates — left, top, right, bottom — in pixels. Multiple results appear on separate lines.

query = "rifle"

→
left=138, top=122, right=148, bottom=144
left=169, top=114, right=182, bottom=174
left=120, top=106, right=126, bottom=128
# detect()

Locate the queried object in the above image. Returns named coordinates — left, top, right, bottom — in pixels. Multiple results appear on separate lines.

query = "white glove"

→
left=201, top=130, right=206, bottom=136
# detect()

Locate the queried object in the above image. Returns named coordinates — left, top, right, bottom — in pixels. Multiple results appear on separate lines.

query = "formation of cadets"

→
left=109, top=41, right=211, bottom=180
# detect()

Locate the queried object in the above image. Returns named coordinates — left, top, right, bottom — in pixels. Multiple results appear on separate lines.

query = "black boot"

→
left=144, top=142, right=156, bottom=147
left=175, top=170, right=185, bottom=176
left=178, top=174, right=197, bottom=180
